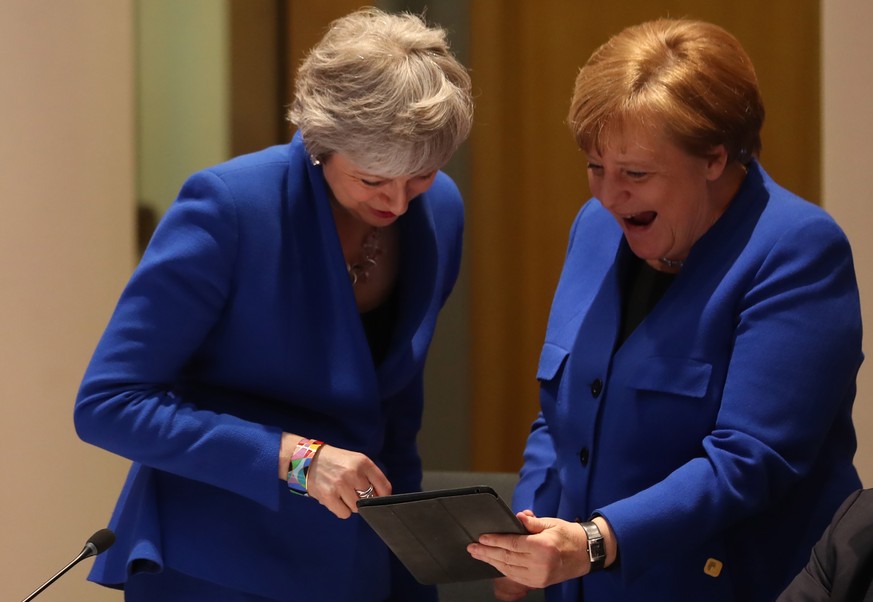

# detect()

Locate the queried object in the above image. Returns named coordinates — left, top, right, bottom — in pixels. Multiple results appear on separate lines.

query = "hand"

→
left=468, top=511, right=589, bottom=589
left=305, top=444, right=391, bottom=519
left=493, top=576, right=535, bottom=601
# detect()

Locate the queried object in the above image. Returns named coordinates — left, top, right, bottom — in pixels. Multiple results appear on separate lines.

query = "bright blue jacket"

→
left=515, top=162, right=863, bottom=602
left=74, top=133, right=463, bottom=600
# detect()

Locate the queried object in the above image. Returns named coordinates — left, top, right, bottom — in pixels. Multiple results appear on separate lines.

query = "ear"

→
left=704, top=145, right=729, bottom=181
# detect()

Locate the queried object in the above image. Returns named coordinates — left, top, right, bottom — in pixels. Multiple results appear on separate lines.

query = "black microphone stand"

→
left=22, top=542, right=99, bottom=602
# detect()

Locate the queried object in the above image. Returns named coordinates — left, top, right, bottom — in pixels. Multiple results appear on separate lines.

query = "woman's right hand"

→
left=305, top=444, right=392, bottom=519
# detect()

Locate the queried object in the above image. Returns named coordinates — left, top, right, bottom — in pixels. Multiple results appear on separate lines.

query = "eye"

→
left=625, top=170, right=648, bottom=180
left=416, top=171, right=436, bottom=181
left=586, top=162, right=604, bottom=174
left=360, top=178, right=387, bottom=187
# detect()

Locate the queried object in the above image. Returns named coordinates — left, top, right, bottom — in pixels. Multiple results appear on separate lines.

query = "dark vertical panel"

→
left=469, top=1, right=593, bottom=472
left=230, top=1, right=375, bottom=152
left=286, top=1, right=370, bottom=124
left=229, top=0, right=286, bottom=155
left=275, top=0, right=290, bottom=142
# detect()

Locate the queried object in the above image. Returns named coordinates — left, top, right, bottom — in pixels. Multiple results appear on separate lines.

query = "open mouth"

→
left=623, top=211, right=657, bottom=227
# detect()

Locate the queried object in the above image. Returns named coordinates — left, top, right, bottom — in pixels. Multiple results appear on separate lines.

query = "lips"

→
left=623, top=211, right=656, bottom=227
left=372, top=208, right=397, bottom=219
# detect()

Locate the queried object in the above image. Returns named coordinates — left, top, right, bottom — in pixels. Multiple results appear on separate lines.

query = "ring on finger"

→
left=355, top=485, right=375, bottom=499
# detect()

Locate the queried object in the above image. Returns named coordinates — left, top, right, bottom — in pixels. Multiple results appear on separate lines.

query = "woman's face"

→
left=321, top=153, right=438, bottom=227
left=585, top=121, right=730, bottom=269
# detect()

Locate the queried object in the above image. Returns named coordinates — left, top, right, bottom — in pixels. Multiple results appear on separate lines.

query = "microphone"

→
left=21, top=528, right=115, bottom=602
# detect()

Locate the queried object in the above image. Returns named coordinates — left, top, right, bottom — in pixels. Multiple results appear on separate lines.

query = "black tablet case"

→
left=356, top=486, right=526, bottom=585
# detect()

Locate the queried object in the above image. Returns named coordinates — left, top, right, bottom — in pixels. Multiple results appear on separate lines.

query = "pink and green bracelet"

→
left=287, top=438, right=323, bottom=496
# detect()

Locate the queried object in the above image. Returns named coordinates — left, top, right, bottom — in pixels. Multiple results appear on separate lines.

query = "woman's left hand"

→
left=468, top=511, right=590, bottom=589
left=279, top=432, right=391, bottom=519
left=306, top=444, right=391, bottom=519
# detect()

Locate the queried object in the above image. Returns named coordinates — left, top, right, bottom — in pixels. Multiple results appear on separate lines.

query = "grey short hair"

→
left=287, top=7, right=474, bottom=177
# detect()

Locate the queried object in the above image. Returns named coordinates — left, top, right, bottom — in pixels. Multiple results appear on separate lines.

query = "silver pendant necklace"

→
left=347, top=228, right=382, bottom=286
left=659, top=257, right=684, bottom=270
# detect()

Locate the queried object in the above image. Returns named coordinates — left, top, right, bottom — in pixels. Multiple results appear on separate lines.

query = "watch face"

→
left=579, top=521, right=606, bottom=565
left=589, top=538, right=606, bottom=561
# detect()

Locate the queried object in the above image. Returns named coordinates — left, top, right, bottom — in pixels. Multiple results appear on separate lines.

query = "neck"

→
left=709, top=160, right=749, bottom=216
left=329, top=198, right=371, bottom=242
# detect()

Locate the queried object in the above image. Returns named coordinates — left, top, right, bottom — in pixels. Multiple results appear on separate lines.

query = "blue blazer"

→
left=515, top=163, right=863, bottom=602
left=74, top=133, right=464, bottom=601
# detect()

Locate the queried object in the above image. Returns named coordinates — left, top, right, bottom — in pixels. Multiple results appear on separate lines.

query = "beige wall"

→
left=0, top=3, right=870, bottom=600
left=823, top=0, right=873, bottom=486
left=0, top=1, right=133, bottom=599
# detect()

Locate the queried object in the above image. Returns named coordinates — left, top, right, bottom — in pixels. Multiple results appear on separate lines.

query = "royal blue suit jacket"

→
left=74, top=133, right=464, bottom=601
left=515, top=163, right=863, bottom=602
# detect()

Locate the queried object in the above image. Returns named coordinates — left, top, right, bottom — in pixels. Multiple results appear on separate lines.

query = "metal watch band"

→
left=579, top=520, right=606, bottom=572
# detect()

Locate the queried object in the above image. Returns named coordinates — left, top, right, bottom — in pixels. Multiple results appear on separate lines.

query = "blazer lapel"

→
left=376, top=197, right=438, bottom=393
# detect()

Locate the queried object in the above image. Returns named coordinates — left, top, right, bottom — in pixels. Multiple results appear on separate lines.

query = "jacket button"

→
left=590, top=378, right=603, bottom=398
left=579, top=447, right=590, bottom=466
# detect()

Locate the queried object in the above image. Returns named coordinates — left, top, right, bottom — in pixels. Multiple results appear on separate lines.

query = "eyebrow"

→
left=352, top=169, right=437, bottom=181
left=347, top=167, right=389, bottom=181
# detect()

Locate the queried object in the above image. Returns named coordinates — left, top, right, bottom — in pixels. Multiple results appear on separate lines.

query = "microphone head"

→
left=85, top=528, right=116, bottom=555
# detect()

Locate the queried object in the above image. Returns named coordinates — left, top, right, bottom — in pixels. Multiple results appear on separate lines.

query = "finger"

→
left=353, top=482, right=376, bottom=497
left=517, top=512, right=548, bottom=534
left=347, top=486, right=374, bottom=514
left=365, top=468, right=392, bottom=497
left=351, top=470, right=386, bottom=507
left=478, top=532, right=526, bottom=553
left=493, top=577, right=529, bottom=594
left=469, top=547, right=507, bottom=574
left=493, top=577, right=531, bottom=602
left=307, top=447, right=373, bottom=496
left=320, top=494, right=353, bottom=520
left=494, top=585, right=527, bottom=602
left=335, top=453, right=388, bottom=498
left=348, top=456, right=389, bottom=498
left=353, top=470, right=385, bottom=500
left=341, top=479, right=376, bottom=513
left=469, top=540, right=526, bottom=572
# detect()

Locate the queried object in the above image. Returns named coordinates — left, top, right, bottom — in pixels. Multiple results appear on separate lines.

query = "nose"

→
left=382, top=186, right=408, bottom=215
left=594, top=172, right=628, bottom=210
left=382, top=181, right=418, bottom=216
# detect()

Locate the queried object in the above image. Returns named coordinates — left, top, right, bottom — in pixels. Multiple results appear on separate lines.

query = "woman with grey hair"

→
left=74, top=7, right=473, bottom=601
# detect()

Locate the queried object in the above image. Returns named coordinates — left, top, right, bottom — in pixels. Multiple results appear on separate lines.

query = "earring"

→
left=309, top=154, right=321, bottom=166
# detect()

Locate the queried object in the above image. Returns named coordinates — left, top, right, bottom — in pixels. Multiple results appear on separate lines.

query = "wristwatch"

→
left=579, top=520, right=606, bottom=572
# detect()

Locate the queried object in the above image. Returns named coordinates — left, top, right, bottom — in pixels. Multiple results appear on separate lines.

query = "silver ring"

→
left=355, top=485, right=375, bottom=499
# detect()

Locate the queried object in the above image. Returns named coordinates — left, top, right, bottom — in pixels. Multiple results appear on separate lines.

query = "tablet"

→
left=356, top=485, right=526, bottom=585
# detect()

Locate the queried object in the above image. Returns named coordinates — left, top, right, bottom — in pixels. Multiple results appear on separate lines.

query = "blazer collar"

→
left=291, top=133, right=440, bottom=389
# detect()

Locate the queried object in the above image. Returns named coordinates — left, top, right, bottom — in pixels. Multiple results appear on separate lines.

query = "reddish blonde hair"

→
left=568, top=19, right=764, bottom=163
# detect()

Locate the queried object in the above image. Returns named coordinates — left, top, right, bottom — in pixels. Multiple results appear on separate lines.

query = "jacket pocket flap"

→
left=632, top=357, right=712, bottom=398
left=537, top=343, right=570, bottom=381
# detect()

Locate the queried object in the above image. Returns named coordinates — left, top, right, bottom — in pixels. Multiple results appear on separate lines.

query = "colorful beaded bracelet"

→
left=287, top=438, right=323, bottom=496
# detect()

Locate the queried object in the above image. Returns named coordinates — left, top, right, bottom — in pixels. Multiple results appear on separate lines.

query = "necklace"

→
left=347, top=227, right=382, bottom=286
left=659, top=257, right=684, bottom=269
